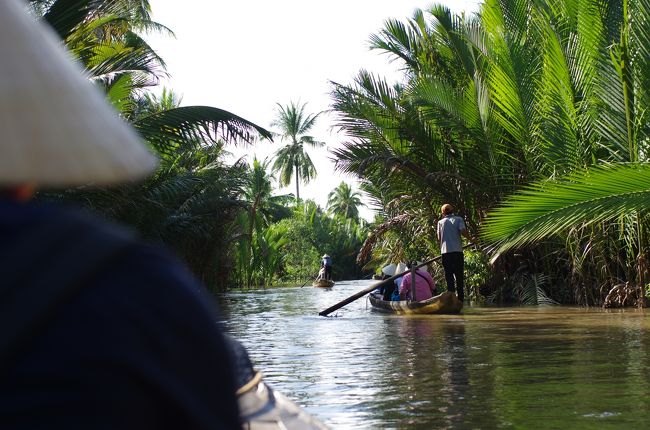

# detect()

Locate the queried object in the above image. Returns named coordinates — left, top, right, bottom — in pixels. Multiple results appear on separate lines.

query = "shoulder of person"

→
left=19, top=201, right=214, bottom=312
left=0, top=203, right=242, bottom=429
left=452, top=214, right=466, bottom=223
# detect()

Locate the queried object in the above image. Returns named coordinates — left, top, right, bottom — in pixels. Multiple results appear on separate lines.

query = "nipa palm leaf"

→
left=482, top=163, right=650, bottom=255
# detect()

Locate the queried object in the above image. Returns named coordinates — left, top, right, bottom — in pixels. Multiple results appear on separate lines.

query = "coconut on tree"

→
left=271, top=101, right=324, bottom=201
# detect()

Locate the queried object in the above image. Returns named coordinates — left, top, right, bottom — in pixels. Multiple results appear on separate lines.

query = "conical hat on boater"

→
left=381, top=263, right=396, bottom=277
left=0, top=0, right=157, bottom=187
left=395, top=262, right=408, bottom=276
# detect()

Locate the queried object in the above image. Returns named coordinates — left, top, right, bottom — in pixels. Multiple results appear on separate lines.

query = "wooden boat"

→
left=368, top=291, right=462, bottom=314
left=313, top=279, right=335, bottom=288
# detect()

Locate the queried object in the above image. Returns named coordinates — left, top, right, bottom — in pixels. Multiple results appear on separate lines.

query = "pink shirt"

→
left=399, top=269, right=436, bottom=301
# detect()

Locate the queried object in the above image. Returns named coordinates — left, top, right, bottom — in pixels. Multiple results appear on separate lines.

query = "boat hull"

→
left=313, top=279, right=335, bottom=288
left=368, top=291, right=462, bottom=314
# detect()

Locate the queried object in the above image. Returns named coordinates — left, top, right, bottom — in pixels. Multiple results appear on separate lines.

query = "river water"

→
left=218, top=280, right=650, bottom=429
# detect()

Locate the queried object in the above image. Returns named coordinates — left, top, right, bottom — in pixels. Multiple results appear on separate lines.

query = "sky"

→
left=146, top=0, right=480, bottom=220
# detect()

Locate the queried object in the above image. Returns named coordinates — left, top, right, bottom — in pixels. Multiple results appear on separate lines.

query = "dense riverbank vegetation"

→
left=33, top=0, right=650, bottom=306
left=330, top=0, right=650, bottom=306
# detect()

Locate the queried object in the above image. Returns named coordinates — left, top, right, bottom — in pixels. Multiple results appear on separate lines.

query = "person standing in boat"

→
left=437, top=204, right=472, bottom=302
left=399, top=261, right=436, bottom=301
left=321, top=254, right=332, bottom=280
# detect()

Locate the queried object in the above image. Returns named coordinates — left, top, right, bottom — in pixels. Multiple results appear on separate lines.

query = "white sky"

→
left=146, top=0, right=480, bottom=220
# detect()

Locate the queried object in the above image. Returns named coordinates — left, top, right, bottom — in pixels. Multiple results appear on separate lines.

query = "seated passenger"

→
left=399, top=261, right=436, bottom=301
left=381, top=262, right=406, bottom=301
left=382, top=275, right=401, bottom=301
left=391, top=277, right=403, bottom=301
left=377, top=263, right=396, bottom=296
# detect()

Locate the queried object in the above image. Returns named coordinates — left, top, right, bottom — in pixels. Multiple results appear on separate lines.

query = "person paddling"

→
left=437, top=204, right=472, bottom=302
left=321, top=254, right=333, bottom=280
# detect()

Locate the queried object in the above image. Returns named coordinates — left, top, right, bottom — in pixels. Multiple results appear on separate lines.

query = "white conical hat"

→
left=381, top=263, right=396, bottom=276
left=0, top=0, right=157, bottom=187
left=395, top=262, right=408, bottom=275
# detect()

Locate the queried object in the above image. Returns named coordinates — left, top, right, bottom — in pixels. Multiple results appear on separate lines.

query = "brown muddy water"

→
left=218, top=280, right=650, bottom=429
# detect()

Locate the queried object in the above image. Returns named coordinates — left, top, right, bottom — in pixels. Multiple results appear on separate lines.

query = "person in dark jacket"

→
left=0, top=2, right=328, bottom=429
left=0, top=197, right=242, bottom=429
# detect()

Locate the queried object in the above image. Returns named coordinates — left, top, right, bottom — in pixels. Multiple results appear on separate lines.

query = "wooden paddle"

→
left=300, top=276, right=316, bottom=288
left=318, top=244, right=474, bottom=316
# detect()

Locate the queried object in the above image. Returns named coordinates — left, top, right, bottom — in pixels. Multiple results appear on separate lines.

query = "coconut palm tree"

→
left=271, top=101, right=324, bottom=201
left=327, top=182, right=363, bottom=220
left=235, top=157, right=293, bottom=287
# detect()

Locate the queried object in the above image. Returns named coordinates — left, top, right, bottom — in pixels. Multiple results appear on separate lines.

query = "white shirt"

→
left=437, top=215, right=466, bottom=254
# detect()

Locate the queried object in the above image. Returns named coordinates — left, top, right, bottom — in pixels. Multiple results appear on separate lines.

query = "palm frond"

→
left=369, top=16, right=424, bottom=73
left=482, top=163, right=650, bottom=254
left=514, top=273, right=558, bottom=305
left=133, top=106, right=272, bottom=153
left=37, top=0, right=101, bottom=40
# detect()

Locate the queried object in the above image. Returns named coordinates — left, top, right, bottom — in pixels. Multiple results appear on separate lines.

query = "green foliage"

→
left=482, top=164, right=650, bottom=255
left=273, top=217, right=321, bottom=282
left=329, top=0, right=650, bottom=305
left=242, top=200, right=368, bottom=285
left=232, top=158, right=294, bottom=288
left=512, top=273, right=558, bottom=306
left=464, top=249, right=490, bottom=302
left=228, top=186, right=369, bottom=288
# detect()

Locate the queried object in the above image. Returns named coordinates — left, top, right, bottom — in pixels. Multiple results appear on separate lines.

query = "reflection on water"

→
left=218, top=280, right=650, bottom=429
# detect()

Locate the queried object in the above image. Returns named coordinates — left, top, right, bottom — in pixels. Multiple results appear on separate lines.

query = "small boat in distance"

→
left=368, top=291, right=462, bottom=314
left=313, top=279, right=335, bottom=288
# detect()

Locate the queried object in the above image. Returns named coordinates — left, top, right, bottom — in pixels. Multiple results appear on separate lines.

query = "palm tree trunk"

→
left=295, top=163, right=300, bottom=200
left=246, top=200, right=259, bottom=288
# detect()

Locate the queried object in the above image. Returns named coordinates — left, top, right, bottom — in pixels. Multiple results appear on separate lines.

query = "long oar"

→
left=318, top=244, right=474, bottom=316
left=300, top=275, right=317, bottom=288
